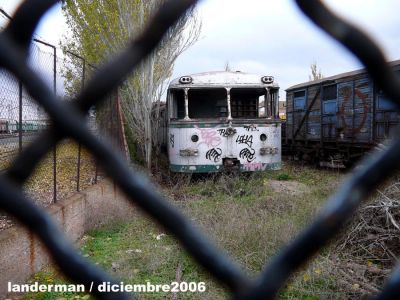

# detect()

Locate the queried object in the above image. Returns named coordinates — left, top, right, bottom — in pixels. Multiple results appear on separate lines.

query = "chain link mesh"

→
left=0, top=0, right=400, bottom=299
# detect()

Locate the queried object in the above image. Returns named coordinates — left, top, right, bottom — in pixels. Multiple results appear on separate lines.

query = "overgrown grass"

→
left=20, top=162, right=346, bottom=299
left=1, top=140, right=97, bottom=231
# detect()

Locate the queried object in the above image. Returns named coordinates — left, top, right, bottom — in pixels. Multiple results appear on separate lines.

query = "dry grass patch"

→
left=0, top=140, right=97, bottom=231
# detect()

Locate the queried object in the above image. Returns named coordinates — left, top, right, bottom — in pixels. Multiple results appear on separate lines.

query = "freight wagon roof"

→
left=286, top=59, right=400, bottom=91
left=169, top=71, right=279, bottom=88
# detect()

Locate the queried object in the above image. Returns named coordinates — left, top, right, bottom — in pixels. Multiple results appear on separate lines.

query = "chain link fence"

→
left=1, top=0, right=400, bottom=299
left=0, top=8, right=127, bottom=231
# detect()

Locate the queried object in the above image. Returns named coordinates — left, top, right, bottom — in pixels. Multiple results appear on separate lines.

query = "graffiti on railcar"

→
left=338, top=86, right=369, bottom=134
left=166, top=71, right=281, bottom=173
left=195, top=126, right=222, bottom=147
left=244, top=124, right=259, bottom=132
left=236, top=134, right=253, bottom=148
left=239, top=148, right=256, bottom=162
left=217, top=128, right=230, bottom=137
left=206, top=148, right=222, bottom=162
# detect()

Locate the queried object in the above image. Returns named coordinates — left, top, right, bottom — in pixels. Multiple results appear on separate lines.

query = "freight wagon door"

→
left=353, top=79, right=372, bottom=142
left=337, top=80, right=373, bottom=143
left=337, top=82, right=353, bottom=141
left=292, top=90, right=307, bottom=140
left=321, top=84, right=337, bottom=140
left=375, top=89, right=398, bottom=140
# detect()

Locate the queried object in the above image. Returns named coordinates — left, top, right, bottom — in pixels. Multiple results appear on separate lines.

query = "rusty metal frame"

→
left=1, top=0, right=400, bottom=299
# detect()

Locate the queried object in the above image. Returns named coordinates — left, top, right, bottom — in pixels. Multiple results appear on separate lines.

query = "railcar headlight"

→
left=179, top=76, right=192, bottom=84
left=260, top=133, right=267, bottom=141
left=191, top=134, right=199, bottom=142
left=261, top=76, right=274, bottom=84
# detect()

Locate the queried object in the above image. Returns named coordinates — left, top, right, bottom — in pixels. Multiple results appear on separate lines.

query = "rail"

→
left=0, top=0, right=400, bottom=299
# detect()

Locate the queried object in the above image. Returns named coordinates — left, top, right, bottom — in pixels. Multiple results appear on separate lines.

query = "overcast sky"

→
left=0, top=0, right=399, bottom=100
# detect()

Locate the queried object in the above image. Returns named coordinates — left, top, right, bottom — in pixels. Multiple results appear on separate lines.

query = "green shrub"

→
left=277, top=173, right=290, bottom=181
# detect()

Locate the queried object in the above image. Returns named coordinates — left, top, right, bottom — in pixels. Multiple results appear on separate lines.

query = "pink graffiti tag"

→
left=242, top=163, right=267, bottom=172
left=194, top=126, right=221, bottom=147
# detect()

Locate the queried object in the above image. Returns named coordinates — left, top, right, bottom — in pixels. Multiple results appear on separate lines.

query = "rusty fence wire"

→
left=0, top=0, right=400, bottom=299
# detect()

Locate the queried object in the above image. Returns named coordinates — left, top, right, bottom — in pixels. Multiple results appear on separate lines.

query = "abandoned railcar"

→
left=165, top=71, right=281, bottom=173
left=285, top=60, right=400, bottom=167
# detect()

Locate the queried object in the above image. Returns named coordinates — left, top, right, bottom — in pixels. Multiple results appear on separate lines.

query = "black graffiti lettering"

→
left=244, top=125, right=259, bottom=132
left=170, top=134, right=174, bottom=148
left=218, top=127, right=237, bottom=137
left=206, top=148, right=222, bottom=162
left=217, top=129, right=229, bottom=137
left=236, top=134, right=253, bottom=148
left=239, top=148, right=256, bottom=162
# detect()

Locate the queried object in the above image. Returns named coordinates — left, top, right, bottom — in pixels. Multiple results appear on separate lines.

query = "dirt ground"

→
left=268, top=179, right=309, bottom=196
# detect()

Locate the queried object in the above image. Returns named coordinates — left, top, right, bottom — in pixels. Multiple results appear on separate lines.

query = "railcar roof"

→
left=286, top=59, right=400, bottom=91
left=169, top=71, right=279, bottom=88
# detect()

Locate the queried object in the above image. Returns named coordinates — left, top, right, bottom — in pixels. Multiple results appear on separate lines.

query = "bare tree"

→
left=120, top=2, right=201, bottom=170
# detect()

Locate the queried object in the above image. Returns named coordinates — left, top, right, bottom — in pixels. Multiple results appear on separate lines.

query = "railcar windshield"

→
left=168, top=86, right=279, bottom=120
left=188, top=88, right=227, bottom=118
left=231, top=88, right=265, bottom=118
left=168, top=88, right=228, bottom=120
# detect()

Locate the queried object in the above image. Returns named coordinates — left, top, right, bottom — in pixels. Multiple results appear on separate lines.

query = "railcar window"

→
left=231, top=88, right=265, bottom=118
left=293, top=90, right=306, bottom=110
left=188, top=88, right=227, bottom=118
left=377, top=89, right=397, bottom=110
left=323, top=84, right=337, bottom=100
left=323, top=101, right=336, bottom=114
left=169, top=89, right=185, bottom=119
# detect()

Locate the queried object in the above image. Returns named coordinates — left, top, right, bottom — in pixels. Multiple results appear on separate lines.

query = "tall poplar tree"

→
left=309, top=61, right=324, bottom=81
left=62, top=0, right=200, bottom=169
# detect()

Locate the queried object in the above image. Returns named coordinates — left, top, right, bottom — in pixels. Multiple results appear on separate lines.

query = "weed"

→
left=20, top=162, right=344, bottom=299
left=277, top=172, right=290, bottom=181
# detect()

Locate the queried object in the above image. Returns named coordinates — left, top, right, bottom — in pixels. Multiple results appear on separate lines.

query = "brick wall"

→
left=0, top=179, right=135, bottom=299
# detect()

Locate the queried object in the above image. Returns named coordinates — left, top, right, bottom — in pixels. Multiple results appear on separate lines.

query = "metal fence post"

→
left=53, top=46, right=57, bottom=203
left=94, top=161, right=98, bottom=184
left=77, top=58, right=85, bottom=192
left=18, top=81, right=22, bottom=153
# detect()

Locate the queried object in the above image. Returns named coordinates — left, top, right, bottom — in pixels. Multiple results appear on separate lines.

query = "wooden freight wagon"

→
left=285, top=60, right=400, bottom=168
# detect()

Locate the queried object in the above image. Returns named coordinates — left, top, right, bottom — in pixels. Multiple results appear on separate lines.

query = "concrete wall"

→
left=0, top=180, right=135, bottom=299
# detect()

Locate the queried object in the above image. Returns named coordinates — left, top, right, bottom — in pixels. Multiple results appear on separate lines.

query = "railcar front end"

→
left=166, top=71, right=281, bottom=173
